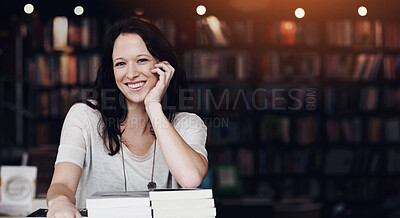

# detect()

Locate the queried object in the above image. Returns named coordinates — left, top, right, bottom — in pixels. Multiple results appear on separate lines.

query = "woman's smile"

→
left=126, top=81, right=146, bottom=91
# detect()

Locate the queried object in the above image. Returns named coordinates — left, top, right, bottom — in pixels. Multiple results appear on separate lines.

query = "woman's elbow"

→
left=179, top=171, right=205, bottom=188
left=179, top=156, right=208, bottom=188
left=180, top=164, right=208, bottom=188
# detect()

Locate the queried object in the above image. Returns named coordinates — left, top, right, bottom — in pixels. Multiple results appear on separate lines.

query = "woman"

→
left=46, top=17, right=208, bottom=218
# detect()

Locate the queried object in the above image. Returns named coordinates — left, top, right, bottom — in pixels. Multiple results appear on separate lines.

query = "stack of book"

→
left=86, top=191, right=152, bottom=218
left=149, top=188, right=216, bottom=218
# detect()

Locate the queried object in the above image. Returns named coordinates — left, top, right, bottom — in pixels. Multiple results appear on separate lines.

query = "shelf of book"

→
left=16, top=14, right=400, bottom=213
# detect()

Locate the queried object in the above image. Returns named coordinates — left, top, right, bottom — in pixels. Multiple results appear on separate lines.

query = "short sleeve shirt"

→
left=55, top=103, right=208, bottom=208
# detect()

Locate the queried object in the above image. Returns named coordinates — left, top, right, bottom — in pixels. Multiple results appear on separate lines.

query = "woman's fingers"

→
left=154, top=61, right=174, bottom=85
left=151, top=67, right=165, bottom=85
left=145, top=61, right=175, bottom=105
left=162, top=61, right=175, bottom=74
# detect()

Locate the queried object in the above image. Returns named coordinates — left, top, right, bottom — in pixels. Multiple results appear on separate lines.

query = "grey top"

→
left=55, top=103, right=208, bottom=208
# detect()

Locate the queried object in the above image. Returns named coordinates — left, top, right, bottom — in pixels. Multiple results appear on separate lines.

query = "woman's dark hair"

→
left=85, top=17, right=187, bottom=155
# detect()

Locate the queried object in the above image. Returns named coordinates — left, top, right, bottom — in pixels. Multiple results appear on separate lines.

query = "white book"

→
left=89, top=216, right=150, bottom=218
left=26, top=208, right=152, bottom=218
left=88, top=206, right=151, bottom=217
left=151, top=198, right=215, bottom=209
left=90, top=216, right=150, bottom=218
left=88, top=215, right=150, bottom=218
left=149, top=189, right=213, bottom=200
left=86, top=191, right=150, bottom=209
left=152, top=207, right=216, bottom=218
left=52, top=16, right=68, bottom=51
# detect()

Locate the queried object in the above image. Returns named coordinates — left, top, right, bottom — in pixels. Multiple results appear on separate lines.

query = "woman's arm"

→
left=46, top=103, right=88, bottom=218
left=145, top=61, right=208, bottom=187
left=46, top=162, right=82, bottom=218
left=147, top=103, right=208, bottom=188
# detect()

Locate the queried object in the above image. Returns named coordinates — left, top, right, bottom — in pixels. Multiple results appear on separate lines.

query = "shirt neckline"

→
left=121, top=139, right=155, bottom=162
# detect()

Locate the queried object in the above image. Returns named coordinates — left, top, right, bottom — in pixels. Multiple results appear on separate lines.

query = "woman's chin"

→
left=125, top=95, right=147, bottom=105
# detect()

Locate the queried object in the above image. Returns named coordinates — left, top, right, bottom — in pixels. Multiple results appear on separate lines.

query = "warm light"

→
left=358, top=6, right=367, bottom=16
left=295, top=8, right=305, bottom=19
left=74, top=6, right=84, bottom=15
left=283, top=21, right=294, bottom=30
left=196, top=5, right=206, bottom=16
left=24, top=4, right=34, bottom=14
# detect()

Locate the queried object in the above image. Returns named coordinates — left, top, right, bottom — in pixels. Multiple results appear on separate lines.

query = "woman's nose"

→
left=126, top=65, right=140, bottom=79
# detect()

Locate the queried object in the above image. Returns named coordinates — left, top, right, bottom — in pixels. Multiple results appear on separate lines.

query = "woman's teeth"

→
left=128, top=82, right=145, bottom=89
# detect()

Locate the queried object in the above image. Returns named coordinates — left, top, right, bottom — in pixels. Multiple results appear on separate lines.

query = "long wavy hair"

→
left=85, top=17, right=187, bottom=155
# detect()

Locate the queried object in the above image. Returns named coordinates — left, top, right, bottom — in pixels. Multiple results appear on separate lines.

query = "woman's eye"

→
left=115, top=62, right=125, bottom=67
left=138, top=58, right=148, bottom=63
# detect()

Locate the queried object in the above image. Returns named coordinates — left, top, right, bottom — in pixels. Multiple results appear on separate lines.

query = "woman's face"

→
left=112, top=33, right=158, bottom=105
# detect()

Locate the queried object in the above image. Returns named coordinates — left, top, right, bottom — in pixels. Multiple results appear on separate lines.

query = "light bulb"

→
left=196, top=5, right=206, bottom=16
left=358, top=6, right=367, bottom=16
left=24, top=4, right=34, bottom=14
left=295, top=8, right=305, bottom=19
left=74, top=6, right=84, bottom=16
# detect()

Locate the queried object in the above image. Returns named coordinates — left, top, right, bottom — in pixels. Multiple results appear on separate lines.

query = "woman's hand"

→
left=47, top=196, right=82, bottom=218
left=144, top=61, right=174, bottom=107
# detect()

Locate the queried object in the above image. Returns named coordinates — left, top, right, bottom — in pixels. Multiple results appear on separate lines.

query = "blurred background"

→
left=1, top=0, right=400, bottom=217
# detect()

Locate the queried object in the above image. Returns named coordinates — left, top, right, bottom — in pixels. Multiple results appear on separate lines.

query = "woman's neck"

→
left=122, top=102, right=150, bottom=135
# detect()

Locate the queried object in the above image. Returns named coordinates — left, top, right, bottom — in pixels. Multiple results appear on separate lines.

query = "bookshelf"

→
left=14, top=15, right=109, bottom=194
left=176, top=18, right=324, bottom=202
left=15, top=12, right=400, bottom=217
left=319, top=19, right=399, bottom=217
left=20, top=15, right=107, bottom=146
left=174, top=16, right=399, bottom=217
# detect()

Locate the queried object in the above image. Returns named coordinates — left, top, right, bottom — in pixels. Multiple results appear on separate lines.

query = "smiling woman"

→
left=45, top=17, right=208, bottom=218
left=112, top=34, right=159, bottom=105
